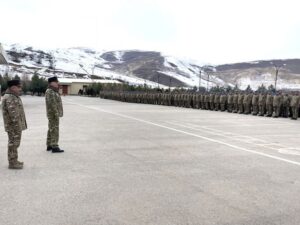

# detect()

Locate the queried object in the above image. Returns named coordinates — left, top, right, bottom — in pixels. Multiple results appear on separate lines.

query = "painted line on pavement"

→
left=65, top=100, right=300, bottom=167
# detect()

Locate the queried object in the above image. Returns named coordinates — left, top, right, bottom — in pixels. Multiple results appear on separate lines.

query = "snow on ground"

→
left=159, top=70, right=223, bottom=89
left=235, top=73, right=300, bottom=90
left=58, top=78, right=120, bottom=84
left=163, top=55, right=200, bottom=77
left=93, top=67, right=168, bottom=88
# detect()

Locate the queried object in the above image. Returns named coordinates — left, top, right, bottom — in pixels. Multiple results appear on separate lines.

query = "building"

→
left=58, top=78, right=120, bottom=95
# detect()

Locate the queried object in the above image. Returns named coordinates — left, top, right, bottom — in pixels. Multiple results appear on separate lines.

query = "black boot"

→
left=52, top=147, right=64, bottom=153
left=47, top=146, right=53, bottom=151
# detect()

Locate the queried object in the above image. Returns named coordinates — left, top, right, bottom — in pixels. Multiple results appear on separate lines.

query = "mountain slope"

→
left=1, top=43, right=300, bottom=90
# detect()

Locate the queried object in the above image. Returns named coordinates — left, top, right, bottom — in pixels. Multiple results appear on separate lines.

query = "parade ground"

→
left=1, top=95, right=300, bottom=225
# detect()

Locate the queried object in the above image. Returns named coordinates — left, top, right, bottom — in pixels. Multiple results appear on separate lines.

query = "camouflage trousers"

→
left=227, top=103, right=233, bottom=112
left=220, top=103, right=226, bottom=111
left=7, top=130, right=22, bottom=163
left=282, top=106, right=290, bottom=118
left=47, top=117, right=59, bottom=147
left=243, top=103, right=251, bottom=114
left=273, top=105, right=281, bottom=117
left=258, top=105, right=265, bottom=116
left=291, top=107, right=299, bottom=119
left=238, top=104, right=244, bottom=113
left=266, top=104, right=273, bottom=117
left=232, top=103, right=238, bottom=113
left=252, top=105, right=259, bottom=115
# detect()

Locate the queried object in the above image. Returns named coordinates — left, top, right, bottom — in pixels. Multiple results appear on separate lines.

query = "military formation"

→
left=100, top=90, right=300, bottom=120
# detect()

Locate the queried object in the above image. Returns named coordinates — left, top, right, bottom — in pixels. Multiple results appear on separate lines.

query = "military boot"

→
left=8, top=161, right=23, bottom=169
left=52, top=147, right=64, bottom=153
left=16, top=160, right=24, bottom=166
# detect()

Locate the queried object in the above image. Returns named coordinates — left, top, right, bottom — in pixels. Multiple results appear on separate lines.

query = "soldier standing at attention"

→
left=272, top=91, right=283, bottom=118
left=2, top=79, right=27, bottom=169
left=265, top=91, right=274, bottom=117
left=282, top=92, right=291, bottom=118
left=251, top=91, right=259, bottom=115
left=258, top=91, right=266, bottom=116
left=232, top=91, right=239, bottom=113
left=227, top=91, right=233, bottom=113
left=290, top=92, right=300, bottom=120
left=45, top=77, right=64, bottom=153
left=237, top=91, right=244, bottom=114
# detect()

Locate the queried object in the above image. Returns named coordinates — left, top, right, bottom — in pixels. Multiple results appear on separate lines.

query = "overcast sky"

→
left=1, top=0, right=300, bottom=64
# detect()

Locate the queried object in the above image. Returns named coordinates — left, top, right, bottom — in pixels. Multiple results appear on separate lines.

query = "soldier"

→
left=214, top=93, right=220, bottom=111
left=258, top=91, right=266, bottom=116
left=220, top=92, right=227, bottom=111
left=237, top=91, right=244, bottom=114
left=232, top=91, right=239, bottom=113
left=2, top=79, right=27, bottom=169
left=251, top=91, right=259, bottom=115
left=272, top=91, right=283, bottom=118
left=227, top=92, right=233, bottom=113
left=265, top=92, right=274, bottom=117
left=205, top=93, right=210, bottom=110
left=290, top=92, right=300, bottom=120
left=243, top=91, right=253, bottom=114
left=282, top=92, right=291, bottom=118
left=45, top=77, right=64, bottom=153
left=209, top=93, right=215, bottom=110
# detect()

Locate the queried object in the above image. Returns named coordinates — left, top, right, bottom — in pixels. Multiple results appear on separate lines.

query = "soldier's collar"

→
left=48, top=86, right=59, bottom=92
left=5, top=89, right=19, bottom=97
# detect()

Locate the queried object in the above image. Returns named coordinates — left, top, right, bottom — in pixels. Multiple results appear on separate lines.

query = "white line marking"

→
left=165, top=121, right=287, bottom=151
left=66, top=100, right=300, bottom=167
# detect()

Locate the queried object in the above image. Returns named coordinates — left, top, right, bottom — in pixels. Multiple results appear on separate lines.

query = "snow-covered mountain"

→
left=1, top=43, right=300, bottom=90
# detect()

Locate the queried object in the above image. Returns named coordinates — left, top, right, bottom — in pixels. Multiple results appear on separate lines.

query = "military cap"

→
left=48, top=76, right=59, bottom=83
left=7, top=79, right=21, bottom=87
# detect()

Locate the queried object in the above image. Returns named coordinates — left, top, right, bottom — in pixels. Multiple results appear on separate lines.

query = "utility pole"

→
left=271, top=62, right=285, bottom=91
left=198, top=70, right=202, bottom=92
left=157, top=73, right=160, bottom=90
left=207, top=72, right=211, bottom=91
left=169, top=77, right=172, bottom=91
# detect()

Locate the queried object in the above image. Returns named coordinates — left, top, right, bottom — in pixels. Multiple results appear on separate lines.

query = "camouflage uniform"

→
left=227, top=93, right=233, bottom=113
left=209, top=93, right=215, bottom=110
left=243, top=93, right=252, bottom=114
left=290, top=94, right=300, bottom=120
left=251, top=93, right=259, bottom=115
left=214, top=94, right=220, bottom=111
left=2, top=90, right=27, bottom=164
left=220, top=93, right=227, bottom=111
left=45, top=87, right=63, bottom=148
left=265, top=93, right=273, bottom=117
left=232, top=93, right=238, bottom=113
left=237, top=93, right=244, bottom=114
left=282, top=93, right=291, bottom=118
left=272, top=93, right=283, bottom=118
left=258, top=93, right=266, bottom=116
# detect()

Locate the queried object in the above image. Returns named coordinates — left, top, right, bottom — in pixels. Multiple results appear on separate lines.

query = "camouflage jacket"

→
left=251, top=94, right=259, bottom=105
left=45, top=87, right=63, bottom=119
left=1, top=90, right=27, bottom=132
left=290, top=95, right=300, bottom=107
left=273, top=95, right=283, bottom=106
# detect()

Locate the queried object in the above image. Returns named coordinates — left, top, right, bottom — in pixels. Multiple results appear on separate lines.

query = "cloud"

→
left=1, top=0, right=300, bottom=64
